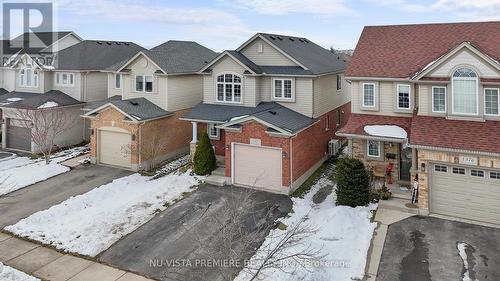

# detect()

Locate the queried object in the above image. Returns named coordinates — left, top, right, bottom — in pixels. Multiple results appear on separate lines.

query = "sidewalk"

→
left=0, top=232, right=153, bottom=281
left=363, top=198, right=417, bottom=281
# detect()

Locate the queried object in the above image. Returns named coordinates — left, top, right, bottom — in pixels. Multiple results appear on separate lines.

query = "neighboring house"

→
left=9, top=31, right=82, bottom=53
left=338, top=22, right=500, bottom=225
left=82, top=41, right=217, bottom=171
left=0, top=37, right=144, bottom=152
left=182, top=33, right=351, bottom=194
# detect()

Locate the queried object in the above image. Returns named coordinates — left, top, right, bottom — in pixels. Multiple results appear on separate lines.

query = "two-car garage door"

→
left=233, top=143, right=283, bottom=192
left=98, top=129, right=132, bottom=169
left=431, top=164, right=500, bottom=225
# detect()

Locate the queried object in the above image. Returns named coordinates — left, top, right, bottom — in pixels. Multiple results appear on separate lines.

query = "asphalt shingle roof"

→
left=183, top=102, right=316, bottom=134
left=12, top=32, right=73, bottom=47
left=54, top=40, right=145, bottom=71
left=0, top=88, right=8, bottom=97
left=257, top=33, right=348, bottom=75
left=0, top=90, right=82, bottom=109
left=85, top=96, right=172, bottom=121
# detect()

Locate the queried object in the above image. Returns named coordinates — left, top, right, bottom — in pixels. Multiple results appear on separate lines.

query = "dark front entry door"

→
left=400, top=145, right=412, bottom=181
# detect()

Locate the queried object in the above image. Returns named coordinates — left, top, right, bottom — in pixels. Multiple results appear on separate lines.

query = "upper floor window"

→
left=55, top=72, right=74, bottom=87
left=273, top=78, right=293, bottom=100
left=115, top=74, right=122, bottom=89
left=432, top=86, right=446, bottom=113
left=397, top=84, right=411, bottom=109
left=452, top=67, right=478, bottom=115
left=20, top=64, right=39, bottom=88
left=336, top=75, right=342, bottom=90
left=217, top=73, right=241, bottom=103
left=362, top=83, right=375, bottom=107
left=484, top=88, right=499, bottom=116
left=136, top=75, right=153, bottom=93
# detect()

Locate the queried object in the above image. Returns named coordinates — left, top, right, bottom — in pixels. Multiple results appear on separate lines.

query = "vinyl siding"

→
left=313, top=73, right=351, bottom=118
left=167, top=74, right=203, bottom=112
left=259, top=76, right=313, bottom=117
left=352, top=80, right=413, bottom=117
left=428, top=48, right=500, bottom=78
left=3, top=69, right=16, bottom=92
left=43, top=34, right=81, bottom=53
left=107, top=73, right=123, bottom=98
left=240, top=37, right=297, bottom=66
left=51, top=72, right=83, bottom=101
left=84, top=72, right=108, bottom=102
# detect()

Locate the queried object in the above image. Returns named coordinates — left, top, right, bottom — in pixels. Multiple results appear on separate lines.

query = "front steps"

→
left=205, top=167, right=230, bottom=186
left=378, top=197, right=419, bottom=215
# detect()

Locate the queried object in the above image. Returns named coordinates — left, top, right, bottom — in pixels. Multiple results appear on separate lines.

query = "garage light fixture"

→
left=420, top=163, right=426, bottom=172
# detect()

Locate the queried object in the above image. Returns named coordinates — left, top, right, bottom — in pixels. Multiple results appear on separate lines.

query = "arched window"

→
left=452, top=67, right=478, bottom=115
left=20, top=64, right=39, bottom=88
left=216, top=73, right=241, bottom=103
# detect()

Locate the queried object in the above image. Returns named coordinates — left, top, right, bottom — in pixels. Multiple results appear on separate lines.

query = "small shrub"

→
left=193, top=132, right=216, bottom=175
left=378, top=185, right=392, bottom=200
left=335, top=157, right=371, bottom=207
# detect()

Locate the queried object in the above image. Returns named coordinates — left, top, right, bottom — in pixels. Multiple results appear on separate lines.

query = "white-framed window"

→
left=452, top=167, right=466, bottom=175
left=367, top=140, right=380, bottom=157
left=55, top=72, right=75, bottom=87
left=115, top=74, right=122, bottom=89
left=432, top=86, right=446, bottom=113
left=434, top=165, right=448, bottom=172
left=491, top=171, right=500, bottom=179
left=273, top=78, right=294, bottom=100
left=452, top=67, right=478, bottom=115
left=471, top=169, right=484, bottom=177
left=135, top=75, right=153, bottom=93
left=216, top=73, right=242, bottom=103
left=484, top=88, right=499, bottom=116
left=20, top=64, right=39, bottom=88
left=208, top=123, right=220, bottom=139
left=397, top=84, right=411, bottom=109
left=362, top=83, right=375, bottom=107
left=336, top=75, right=342, bottom=90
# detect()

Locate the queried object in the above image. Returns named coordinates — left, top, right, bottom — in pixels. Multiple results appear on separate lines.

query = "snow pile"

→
left=0, top=146, right=89, bottom=196
left=0, top=262, right=40, bottom=281
left=37, top=101, right=59, bottom=109
left=7, top=97, right=23, bottom=102
left=457, top=242, right=475, bottom=281
left=153, top=154, right=191, bottom=179
left=364, top=125, right=407, bottom=139
left=235, top=177, right=377, bottom=281
left=5, top=170, right=203, bottom=257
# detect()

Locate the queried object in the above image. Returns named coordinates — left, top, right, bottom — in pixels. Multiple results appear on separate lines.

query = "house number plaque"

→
left=459, top=155, right=478, bottom=166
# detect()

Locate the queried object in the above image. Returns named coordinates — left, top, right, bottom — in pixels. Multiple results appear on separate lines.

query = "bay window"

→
left=452, top=68, right=478, bottom=115
left=55, top=72, right=75, bottom=87
left=363, top=83, right=375, bottom=107
left=216, top=73, right=241, bottom=103
left=273, top=78, right=293, bottom=100
left=20, top=64, right=39, bottom=88
left=136, top=75, right=153, bottom=93
left=432, top=86, right=446, bottom=113
left=397, top=84, right=411, bottom=109
left=485, top=88, right=499, bottom=116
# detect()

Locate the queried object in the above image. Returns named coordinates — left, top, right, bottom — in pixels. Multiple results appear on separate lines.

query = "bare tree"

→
left=168, top=189, right=322, bottom=281
left=13, top=108, right=78, bottom=164
left=141, top=133, right=166, bottom=171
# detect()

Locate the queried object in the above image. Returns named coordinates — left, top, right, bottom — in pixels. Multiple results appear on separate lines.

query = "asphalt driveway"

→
left=377, top=216, right=500, bottom=281
left=0, top=164, right=132, bottom=228
left=99, top=184, right=293, bottom=281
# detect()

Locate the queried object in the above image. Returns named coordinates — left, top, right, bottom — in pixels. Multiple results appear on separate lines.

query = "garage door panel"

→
left=233, top=144, right=282, bottom=192
left=431, top=164, right=500, bottom=225
left=99, top=130, right=131, bottom=168
left=6, top=125, right=31, bottom=151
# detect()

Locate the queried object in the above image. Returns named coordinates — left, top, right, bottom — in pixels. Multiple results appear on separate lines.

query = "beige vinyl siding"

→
left=84, top=72, right=108, bottom=102
left=203, top=55, right=251, bottom=106
left=352, top=80, right=414, bottom=117
left=240, top=38, right=297, bottom=67
left=259, top=76, right=313, bottom=117
left=313, top=73, right=351, bottom=118
left=167, top=74, right=203, bottom=112
left=428, top=48, right=500, bottom=78
left=107, top=73, right=123, bottom=98
left=3, top=68, right=16, bottom=92
left=52, top=72, right=83, bottom=101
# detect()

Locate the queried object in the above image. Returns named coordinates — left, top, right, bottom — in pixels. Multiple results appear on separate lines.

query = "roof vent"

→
left=129, top=101, right=139, bottom=106
left=124, top=42, right=130, bottom=45
left=289, top=37, right=295, bottom=41
left=304, top=39, right=309, bottom=43
left=106, top=41, right=112, bottom=45
left=277, top=36, right=283, bottom=40
left=270, top=36, right=276, bottom=40
left=268, top=110, right=277, bottom=115
left=97, top=41, right=102, bottom=45
left=298, top=38, right=304, bottom=42
left=115, top=42, right=121, bottom=45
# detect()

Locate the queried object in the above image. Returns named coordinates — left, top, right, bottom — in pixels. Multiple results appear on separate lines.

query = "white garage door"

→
left=98, top=129, right=132, bottom=169
left=233, top=143, right=282, bottom=192
left=430, top=164, right=500, bottom=225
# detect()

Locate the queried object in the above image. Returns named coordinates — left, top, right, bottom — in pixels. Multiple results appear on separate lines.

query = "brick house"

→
left=82, top=41, right=217, bottom=171
left=338, top=22, right=500, bottom=225
left=182, top=33, right=351, bottom=194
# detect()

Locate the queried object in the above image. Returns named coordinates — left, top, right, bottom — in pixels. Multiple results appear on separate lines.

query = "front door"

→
left=400, top=145, right=412, bottom=181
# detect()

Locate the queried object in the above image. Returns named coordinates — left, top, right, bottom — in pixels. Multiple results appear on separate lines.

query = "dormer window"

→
left=20, top=64, right=39, bottom=88
left=216, top=73, right=242, bottom=103
left=452, top=67, right=478, bottom=115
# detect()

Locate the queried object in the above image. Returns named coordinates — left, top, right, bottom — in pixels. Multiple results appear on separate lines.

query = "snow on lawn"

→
left=5, top=169, right=203, bottom=257
left=0, top=262, right=40, bottom=281
left=235, top=177, right=377, bottom=281
left=364, top=125, right=407, bottom=139
left=0, top=146, right=89, bottom=196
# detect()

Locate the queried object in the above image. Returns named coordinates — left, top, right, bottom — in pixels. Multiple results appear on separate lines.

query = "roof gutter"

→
left=409, top=144, right=500, bottom=158
left=335, top=132, right=406, bottom=143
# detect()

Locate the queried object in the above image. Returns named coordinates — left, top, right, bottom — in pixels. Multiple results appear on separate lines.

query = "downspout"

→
left=138, top=122, right=144, bottom=170
left=289, top=135, right=294, bottom=191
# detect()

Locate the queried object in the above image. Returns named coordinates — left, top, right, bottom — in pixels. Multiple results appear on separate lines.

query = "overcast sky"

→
left=7, top=0, right=500, bottom=51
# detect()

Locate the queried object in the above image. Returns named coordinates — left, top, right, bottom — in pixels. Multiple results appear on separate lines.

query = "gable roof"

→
left=346, top=21, right=500, bottom=78
left=0, top=90, right=82, bottom=109
left=84, top=96, right=172, bottom=121
left=53, top=40, right=145, bottom=71
left=11, top=32, right=74, bottom=47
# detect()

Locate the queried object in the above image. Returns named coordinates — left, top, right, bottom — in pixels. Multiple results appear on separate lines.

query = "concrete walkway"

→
left=364, top=198, right=416, bottom=280
left=0, top=232, right=154, bottom=281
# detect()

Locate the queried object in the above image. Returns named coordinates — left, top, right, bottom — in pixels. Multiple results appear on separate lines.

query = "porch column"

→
left=410, top=147, right=418, bottom=178
left=1, top=118, right=7, bottom=149
left=191, top=121, right=198, bottom=144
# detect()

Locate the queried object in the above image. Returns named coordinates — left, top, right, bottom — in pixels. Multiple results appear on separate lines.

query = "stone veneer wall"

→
left=352, top=139, right=400, bottom=179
